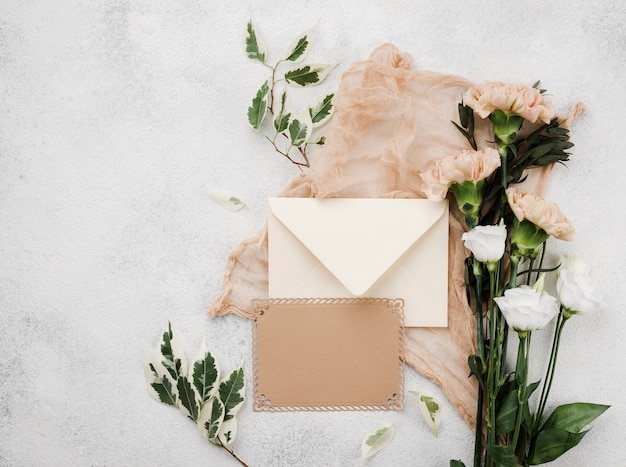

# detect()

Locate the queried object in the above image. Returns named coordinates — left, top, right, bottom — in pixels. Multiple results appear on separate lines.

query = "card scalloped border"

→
left=252, top=297, right=405, bottom=412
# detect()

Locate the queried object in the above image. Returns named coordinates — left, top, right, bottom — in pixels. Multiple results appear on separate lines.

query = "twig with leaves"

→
left=144, top=323, right=248, bottom=466
left=245, top=17, right=336, bottom=169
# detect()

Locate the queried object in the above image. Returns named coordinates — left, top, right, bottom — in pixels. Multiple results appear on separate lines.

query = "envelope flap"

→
left=269, top=198, right=448, bottom=296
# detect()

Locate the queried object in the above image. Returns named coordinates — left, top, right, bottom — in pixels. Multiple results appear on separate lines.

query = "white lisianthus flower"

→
left=557, top=255, right=604, bottom=316
left=462, top=225, right=507, bottom=264
left=494, top=281, right=559, bottom=334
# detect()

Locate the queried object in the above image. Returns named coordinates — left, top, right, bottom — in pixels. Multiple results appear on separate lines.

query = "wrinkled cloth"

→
left=208, top=44, right=583, bottom=427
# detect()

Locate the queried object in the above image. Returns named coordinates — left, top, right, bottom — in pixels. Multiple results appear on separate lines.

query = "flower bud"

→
left=462, top=225, right=507, bottom=264
left=556, top=256, right=605, bottom=317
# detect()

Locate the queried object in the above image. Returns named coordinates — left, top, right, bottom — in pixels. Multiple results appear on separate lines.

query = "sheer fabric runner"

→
left=208, top=44, right=583, bottom=427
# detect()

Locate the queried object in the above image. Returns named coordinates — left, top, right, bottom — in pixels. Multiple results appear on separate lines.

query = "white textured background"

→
left=1, top=1, right=625, bottom=466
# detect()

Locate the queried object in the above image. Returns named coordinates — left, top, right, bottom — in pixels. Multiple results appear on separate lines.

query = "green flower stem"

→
left=511, top=333, right=531, bottom=451
left=534, top=310, right=568, bottom=433
left=486, top=266, right=501, bottom=459
left=472, top=259, right=485, bottom=467
left=534, top=241, right=547, bottom=283
left=509, top=256, right=520, bottom=289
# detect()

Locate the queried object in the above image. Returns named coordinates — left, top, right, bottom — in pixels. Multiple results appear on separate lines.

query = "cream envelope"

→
left=268, top=198, right=449, bottom=327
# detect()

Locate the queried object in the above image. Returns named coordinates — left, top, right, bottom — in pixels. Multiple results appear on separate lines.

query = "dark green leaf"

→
left=450, top=461, right=465, bottom=467
left=288, top=118, right=310, bottom=146
left=160, top=322, right=183, bottom=380
left=309, top=93, right=334, bottom=125
left=284, top=32, right=311, bottom=62
left=200, top=396, right=225, bottom=441
left=284, top=64, right=334, bottom=87
left=485, top=444, right=517, bottom=467
left=529, top=428, right=588, bottom=464
left=219, top=367, right=245, bottom=422
left=542, top=402, right=610, bottom=433
left=247, top=81, right=269, bottom=130
left=150, top=365, right=177, bottom=406
left=273, top=91, right=291, bottom=133
left=177, top=376, right=200, bottom=421
left=244, top=18, right=265, bottom=63
left=496, top=390, right=518, bottom=435
left=193, top=348, right=219, bottom=403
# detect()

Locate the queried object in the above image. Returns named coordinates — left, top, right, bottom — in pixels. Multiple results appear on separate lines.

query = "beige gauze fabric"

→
left=208, top=44, right=584, bottom=427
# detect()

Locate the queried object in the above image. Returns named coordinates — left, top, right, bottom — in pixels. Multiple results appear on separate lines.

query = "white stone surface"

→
left=1, top=1, right=625, bottom=465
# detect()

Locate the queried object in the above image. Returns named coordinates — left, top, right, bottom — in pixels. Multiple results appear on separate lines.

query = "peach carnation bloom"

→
left=506, top=188, right=574, bottom=241
left=464, top=82, right=555, bottom=124
left=421, top=148, right=501, bottom=201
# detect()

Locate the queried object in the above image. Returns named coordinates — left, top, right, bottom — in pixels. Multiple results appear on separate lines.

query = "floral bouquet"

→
left=421, top=82, right=608, bottom=466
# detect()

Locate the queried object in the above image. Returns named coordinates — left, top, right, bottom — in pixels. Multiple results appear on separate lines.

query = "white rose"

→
left=557, top=256, right=604, bottom=315
left=461, top=225, right=507, bottom=263
left=494, top=285, right=559, bottom=333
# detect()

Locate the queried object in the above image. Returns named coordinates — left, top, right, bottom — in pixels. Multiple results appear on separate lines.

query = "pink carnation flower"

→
left=463, top=82, right=555, bottom=124
left=506, top=188, right=574, bottom=241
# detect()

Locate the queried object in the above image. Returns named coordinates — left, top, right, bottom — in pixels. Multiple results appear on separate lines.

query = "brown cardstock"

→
left=252, top=298, right=405, bottom=411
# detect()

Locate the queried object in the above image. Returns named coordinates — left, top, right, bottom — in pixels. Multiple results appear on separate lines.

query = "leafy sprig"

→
left=145, top=323, right=248, bottom=466
left=245, top=17, right=336, bottom=169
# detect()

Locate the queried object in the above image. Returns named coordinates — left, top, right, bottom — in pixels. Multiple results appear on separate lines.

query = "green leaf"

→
left=542, top=402, right=610, bottom=433
left=361, top=424, right=395, bottom=459
left=288, top=115, right=312, bottom=147
left=144, top=350, right=178, bottom=406
left=273, top=90, right=291, bottom=133
left=450, top=461, right=465, bottom=467
left=308, top=93, right=334, bottom=126
left=284, top=64, right=335, bottom=87
left=177, top=375, right=200, bottom=421
left=218, top=417, right=238, bottom=446
left=198, top=396, right=225, bottom=441
left=418, top=394, right=441, bottom=437
left=283, top=26, right=315, bottom=62
left=485, top=444, right=517, bottom=467
left=244, top=17, right=265, bottom=63
left=529, top=428, right=588, bottom=464
left=219, top=366, right=246, bottom=422
left=496, top=389, right=518, bottom=435
left=247, top=80, right=269, bottom=130
left=207, top=189, right=247, bottom=211
left=193, top=341, right=220, bottom=403
left=160, top=322, right=186, bottom=381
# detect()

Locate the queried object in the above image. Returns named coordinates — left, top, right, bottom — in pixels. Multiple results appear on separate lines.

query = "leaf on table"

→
left=219, top=417, right=238, bottom=446
left=176, top=375, right=201, bottom=422
left=360, top=423, right=395, bottom=460
left=283, top=25, right=316, bottom=63
left=415, top=392, right=441, bottom=437
left=284, top=64, right=336, bottom=87
left=192, top=339, right=221, bottom=403
left=244, top=16, right=266, bottom=64
left=144, top=348, right=178, bottom=406
left=308, top=93, right=334, bottom=126
left=197, top=396, right=225, bottom=442
left=207, top=190, right=247, bottom=211
left=288, top=112, right=313, bottom=147
left=247, top=80, right=270, bottom=130
left=219, top=364, right=246, bottom=422
left=160, top=321, right=187, bottom=381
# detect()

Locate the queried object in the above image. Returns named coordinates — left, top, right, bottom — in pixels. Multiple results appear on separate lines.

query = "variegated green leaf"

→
left=198, top=396, right=225, bottom=441
left=207, top=190, right=246, bottom=212
left=218, top=417, right=238, bottom=446
left=283, top=26, right=315, bottom=62
left=284, top=64, right=335, bottom=87
left=219, top=365, right=245, bottom=422
left=177, top=375, right=200, bottom=421
left=288, top=112, right=312, bottom=147
left=308, top=93, right=334, bottom=126
left=273, top=90, right=291, bottom=134
left=144, top=349, right=178, bottom=406
left=247, top=80, right=269, bottom=130
left=193, top=340, right=220, bottom=403
left=160, top=322, right=186, bottom=381
left=361, top=423, right=395, bottom=460
left=244, top=17, right=265, bottom=63
left=414, top=391, right=441, bottom=437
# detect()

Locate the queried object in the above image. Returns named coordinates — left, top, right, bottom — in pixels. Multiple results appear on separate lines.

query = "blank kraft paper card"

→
left=252, top=298, right=405, bottom=411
